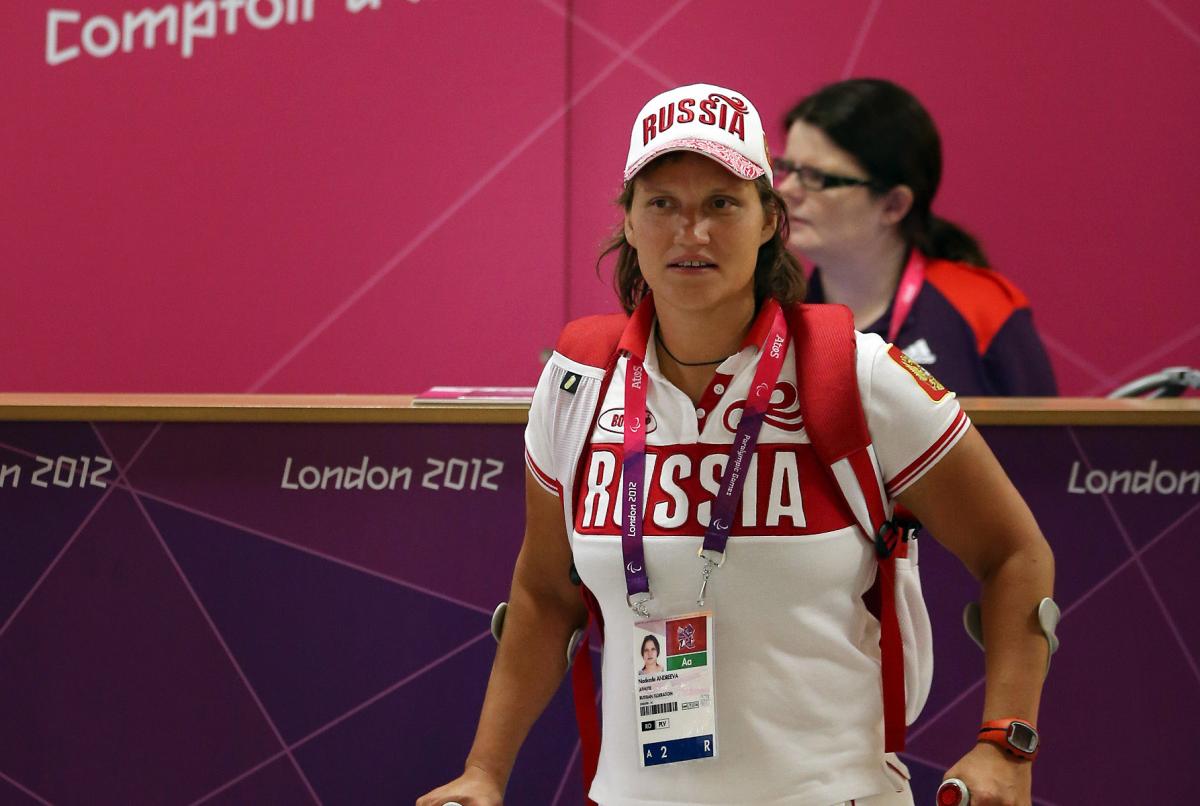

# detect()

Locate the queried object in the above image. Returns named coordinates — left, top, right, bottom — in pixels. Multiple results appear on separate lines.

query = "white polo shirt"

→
left=526, top=302, right=966, bottom=806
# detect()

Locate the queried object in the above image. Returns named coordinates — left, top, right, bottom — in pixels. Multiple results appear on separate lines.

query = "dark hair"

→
left=784, top=78, right=989, bottom=267
left=597, top=153, right=806, bottom=315
left=641, top=635, right=661, bottom=655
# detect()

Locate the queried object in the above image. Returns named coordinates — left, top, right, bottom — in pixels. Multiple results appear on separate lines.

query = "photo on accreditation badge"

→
left=637, top=632, right=665, bottom=676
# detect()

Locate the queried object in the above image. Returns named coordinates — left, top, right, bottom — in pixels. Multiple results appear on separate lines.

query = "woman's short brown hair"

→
left=598, top=154, right=806, bottom=315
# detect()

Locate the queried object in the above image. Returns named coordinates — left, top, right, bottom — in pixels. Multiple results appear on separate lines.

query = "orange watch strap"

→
left=978, top=718, right=1039, bottom=761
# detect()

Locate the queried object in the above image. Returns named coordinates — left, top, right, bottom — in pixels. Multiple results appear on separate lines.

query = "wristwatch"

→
left=978, top=718, right=1039, bottom=761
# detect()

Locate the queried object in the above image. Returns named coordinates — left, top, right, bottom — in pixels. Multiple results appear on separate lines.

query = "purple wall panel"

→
left=120, top=422, right=527, bottom=611
left=910, top=425, right=1200, bottom=804
left=0, top=441, right=108, bottom=631
left=0, top=777, right=44, bottom=806
left=0, top=490, right=285, bottom=804
left=0, top=418, right=1196, bottom=803
left=200, top=758, right=315, bottom=806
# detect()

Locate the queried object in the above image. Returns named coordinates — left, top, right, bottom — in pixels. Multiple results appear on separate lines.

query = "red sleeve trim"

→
left=924, top=259, right=1029, bottom=354
left=525, top=448, right=561, bottom=497
left=885, top=409, right=969, bottom=497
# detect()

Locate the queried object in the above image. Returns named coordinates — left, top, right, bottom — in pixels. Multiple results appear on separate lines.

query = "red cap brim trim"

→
left=624, top=137, right=765, bottom=183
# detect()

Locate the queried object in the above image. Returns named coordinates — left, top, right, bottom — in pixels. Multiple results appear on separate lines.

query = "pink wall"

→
left=4, top=0, right=1198, bottom=395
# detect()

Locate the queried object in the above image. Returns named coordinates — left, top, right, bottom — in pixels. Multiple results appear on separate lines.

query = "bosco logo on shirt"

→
left=888, top=344, right=950, bottom=402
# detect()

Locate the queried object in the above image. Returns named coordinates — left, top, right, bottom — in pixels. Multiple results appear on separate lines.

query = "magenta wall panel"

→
left=4, top=0, right=568, bottom=393
left=566, top=0, right=1200, bottom=396
left=4, top=1, right=1199, bottom=395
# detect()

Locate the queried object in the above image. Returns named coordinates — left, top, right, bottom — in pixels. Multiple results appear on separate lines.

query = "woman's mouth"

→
left=667, top=257, right=718, bottom=271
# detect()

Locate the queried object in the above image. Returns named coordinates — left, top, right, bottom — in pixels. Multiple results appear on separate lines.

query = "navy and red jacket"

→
left=806, top=257, right=1058, bottom=397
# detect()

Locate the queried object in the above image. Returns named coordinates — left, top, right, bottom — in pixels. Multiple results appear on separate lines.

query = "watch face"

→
left=1008, top=721, right=1039, bottom=753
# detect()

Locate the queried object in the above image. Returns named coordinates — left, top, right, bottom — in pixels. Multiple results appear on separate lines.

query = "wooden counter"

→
left=0, top=394, right=1196, bottom=425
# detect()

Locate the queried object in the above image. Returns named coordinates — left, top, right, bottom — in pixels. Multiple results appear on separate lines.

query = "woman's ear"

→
left=759, top=202, right=778, bottom=246
left=624, top=214, right=638, bottom=248
left=881, top=185, right=914, bottom=226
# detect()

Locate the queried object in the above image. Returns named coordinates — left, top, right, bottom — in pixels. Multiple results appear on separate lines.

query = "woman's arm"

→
left=898, top=425, right=1054, bottom=806
left=416, top=468, right=588, bottom=806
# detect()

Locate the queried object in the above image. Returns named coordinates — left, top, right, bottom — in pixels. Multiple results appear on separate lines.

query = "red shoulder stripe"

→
left=923, top=259, right=1029, bottom=354
left=525, top=448, right=561, bottom=497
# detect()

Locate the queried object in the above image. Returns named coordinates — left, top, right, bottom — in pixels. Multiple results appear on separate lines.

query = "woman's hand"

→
left=416, top=763, right=504, bottom=806
left=900, top=429, right=1052, bottom=806
left=415, top=471, right=587, bottom=806
left=942, top=743, right=1032, bottom=806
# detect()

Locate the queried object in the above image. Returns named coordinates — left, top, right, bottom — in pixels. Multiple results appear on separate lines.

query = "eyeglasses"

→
left=771, top=157, right=877, bottom=191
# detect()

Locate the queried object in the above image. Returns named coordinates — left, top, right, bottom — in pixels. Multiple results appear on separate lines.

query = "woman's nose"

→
left=777, top=171, right=805, bottom=201
left=676, top=213, right=711, bottom=243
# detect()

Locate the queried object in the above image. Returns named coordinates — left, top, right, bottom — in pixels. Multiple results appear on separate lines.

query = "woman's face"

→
left=642, top=640, right=659, bottom=664
left=624, top=152, right=774, bottom=317
left=777, top=121, right=896, bottom=265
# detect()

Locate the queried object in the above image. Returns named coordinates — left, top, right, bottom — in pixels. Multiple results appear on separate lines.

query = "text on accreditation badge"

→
left=632, top=611, right=717, bottom=767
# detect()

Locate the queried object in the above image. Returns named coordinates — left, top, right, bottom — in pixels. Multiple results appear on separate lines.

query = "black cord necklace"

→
left=654, top=328, right=731, bottom=367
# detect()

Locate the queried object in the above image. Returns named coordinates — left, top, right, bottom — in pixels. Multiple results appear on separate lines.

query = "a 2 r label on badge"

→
left=632, top=611, right=717, bottom=767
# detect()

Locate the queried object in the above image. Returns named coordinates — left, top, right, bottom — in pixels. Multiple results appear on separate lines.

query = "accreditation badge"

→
left=631, top=611, right=717, bottom=767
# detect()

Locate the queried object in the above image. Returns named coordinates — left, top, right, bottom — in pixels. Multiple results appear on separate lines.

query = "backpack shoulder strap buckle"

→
left=873, top=519, right=905, bottom=559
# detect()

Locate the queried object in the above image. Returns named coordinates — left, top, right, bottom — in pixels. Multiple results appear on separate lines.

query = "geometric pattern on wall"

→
left=0, top=421, right=583, bottom=804
left=1, top=419, right=1197, bottom=803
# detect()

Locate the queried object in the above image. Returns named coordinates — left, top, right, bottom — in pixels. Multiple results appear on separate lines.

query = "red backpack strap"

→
left=555, top=313, right=630, bottom=365
left=566, top=316, right=626, bottom=517
left=570, top=587, right=602, bottom=806
left=559, top=313, right=625, bottom=805
left=786, top=302, right=908, bottom=752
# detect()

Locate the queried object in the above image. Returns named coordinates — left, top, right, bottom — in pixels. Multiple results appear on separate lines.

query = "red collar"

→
left=618, top=294, right=783, bottom=360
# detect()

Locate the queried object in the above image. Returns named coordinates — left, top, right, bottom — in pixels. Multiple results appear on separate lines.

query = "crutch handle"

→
left=936, top=778, right=970, bottom=805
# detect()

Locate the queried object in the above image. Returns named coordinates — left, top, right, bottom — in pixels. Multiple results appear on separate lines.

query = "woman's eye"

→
left=712, top=198, right=736, bottom=209
left=649, top=198, right=671, bottom=209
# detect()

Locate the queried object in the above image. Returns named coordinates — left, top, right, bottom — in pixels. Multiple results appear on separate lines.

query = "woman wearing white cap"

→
left=418, top=84, right=1054, bottom=806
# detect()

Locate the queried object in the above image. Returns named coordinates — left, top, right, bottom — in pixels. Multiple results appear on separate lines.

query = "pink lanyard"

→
left=620, top=301, right=789, bottom=617
left=887, top=250, right=926, bottom=344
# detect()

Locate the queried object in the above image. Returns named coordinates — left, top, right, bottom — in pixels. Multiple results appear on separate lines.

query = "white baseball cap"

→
left=623, top=83, right=772, bottom=184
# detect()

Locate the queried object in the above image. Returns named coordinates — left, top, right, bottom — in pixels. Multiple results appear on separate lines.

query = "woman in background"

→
left=778, top=78, right=1057, bottom=396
